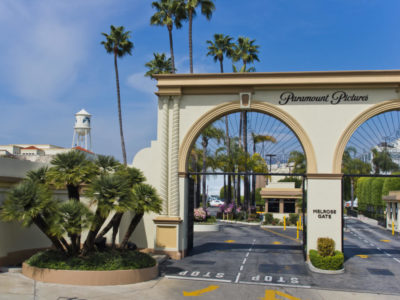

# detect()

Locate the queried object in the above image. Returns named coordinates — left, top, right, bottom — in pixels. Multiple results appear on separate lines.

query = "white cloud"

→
left=126, top=72, right=157, bottom=96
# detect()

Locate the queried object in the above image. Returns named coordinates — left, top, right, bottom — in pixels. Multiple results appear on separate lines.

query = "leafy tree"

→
left=382, top=173, right=400, bottom=196
left=101, top=25, right=133, bottom=166
left=206, top=33, right=234, bottom=73
left=185, top=0, right=215, bottom=73
left=232, top=36, right=260, bottom=71
left=200, top=125, right=224, bottom=208
left=151, top=0, right=186, bottom=72
left=371, top=148, right=399, bottom=174
left=342, top=147, right=371, bottom=209
left=288, top=151, right=306, bottom=174
left=145, top=52, right=175, bottom=79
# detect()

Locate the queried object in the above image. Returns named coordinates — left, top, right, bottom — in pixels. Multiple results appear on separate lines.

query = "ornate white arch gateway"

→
left=132, top=70, right=400, bottom=259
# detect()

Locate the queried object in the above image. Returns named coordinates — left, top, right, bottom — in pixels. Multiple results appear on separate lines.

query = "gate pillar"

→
left=307, top=174, right=343, bottom=256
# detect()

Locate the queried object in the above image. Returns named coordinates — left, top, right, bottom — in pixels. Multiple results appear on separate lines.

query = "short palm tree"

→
left=120, top=183, right=161, bottom=248
left=151, top=0, right=186, bottom=73
left=26, top=166, right=49, bottom=184
left=95, top=154, right=121, bottom=174
left=47, top=151, right=96, bottom=201
left=83, top=173, right=133, bottom=254
left=206, top=33, right=234, bottom=73
left=101, top=25, right=134, bottom=166
left=185, top=0, right=215, bottom=73
left=232, top=36, right=260, bottom=71
left=145, top=52, right=175, bottom=79
left=0, top=180, right=66, bottom=252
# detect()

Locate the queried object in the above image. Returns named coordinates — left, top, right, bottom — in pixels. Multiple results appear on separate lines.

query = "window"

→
left=284, top=199, right=296, bottom=213
left=268, top=199, right=279, bottom=213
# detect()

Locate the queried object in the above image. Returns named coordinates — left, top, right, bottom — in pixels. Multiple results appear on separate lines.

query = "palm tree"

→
left=82, top=174, right=133, bottom=254
left=232, top=36, right=260, bottom=71
left=288, top=151, right=306, bottom=174
left=0, top=180, right=66, bottom=253
left=251, top=133, right=276, bottom=205
left=151, top=0, right=186, bottom=73
left=101, top=25, right=133, bottom=166
left=371, top=148, right=399, bottom=174
left=47, top=151, right=96, bottom=201
left=206, top=33, right=234, bottom=73
left=185, top=0, right=215, bottom=73
left=200, top=125, right=224, bottom=208
left=95, top=154, right=121, bottom=174
left=145, top=52, right=175, bottom=79
left=188, top=145, right=203, bottom=207
left=120, top=183, right=161, bottom=248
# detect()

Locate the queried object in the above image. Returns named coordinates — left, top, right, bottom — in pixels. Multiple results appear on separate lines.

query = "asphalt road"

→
left=160, top=218, right=400, bottom=295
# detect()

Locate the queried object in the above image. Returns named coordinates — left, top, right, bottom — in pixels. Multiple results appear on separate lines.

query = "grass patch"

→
left=26, top=249, right=156, bottom=271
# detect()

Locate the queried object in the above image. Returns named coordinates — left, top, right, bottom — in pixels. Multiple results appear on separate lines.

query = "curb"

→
left=307, top=261, right=344, bottom=274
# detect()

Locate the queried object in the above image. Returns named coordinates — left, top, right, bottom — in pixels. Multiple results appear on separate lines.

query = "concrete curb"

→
left=219, top=220, right=261, bottom=226
left=307, top=261, right=345, bottom=274
left=194, top=223, right=220, bottom=232
left=22, top=262, right=159, bottom=286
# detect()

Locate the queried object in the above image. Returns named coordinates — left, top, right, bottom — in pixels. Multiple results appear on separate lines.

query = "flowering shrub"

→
left=194, top=207, right=207, bottom=222
left=224, top=203, right=235, bottom=214
left=235, top=206, right=242, bottom=214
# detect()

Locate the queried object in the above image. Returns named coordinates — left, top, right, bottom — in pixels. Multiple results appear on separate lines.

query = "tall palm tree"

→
left=200, top=125, right=224, bottom=208
left=206, top=33, right=234, bottom=73
left=251, top=133, right=276, bottom=205
left=101, top=25, right=133, bottom=166
left=288, top=151, right=306, bottom=174
left=145, top=52, right=175, bottom=79
left=232, top=36, right=260, bottom=71
left=151, top=0, right=186, bottom=73
left=185, top=0, right=215, bottom=73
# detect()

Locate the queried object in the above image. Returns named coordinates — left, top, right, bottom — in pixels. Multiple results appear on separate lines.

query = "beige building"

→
left=261, top=182, right=302, bottom=220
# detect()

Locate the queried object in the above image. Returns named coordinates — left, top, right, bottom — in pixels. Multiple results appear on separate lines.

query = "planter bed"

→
left=22, top=262, right=158, bottom=285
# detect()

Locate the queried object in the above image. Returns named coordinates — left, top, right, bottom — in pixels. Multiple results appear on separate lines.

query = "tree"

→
left=288, top=151, right=306, bottom=174
left=371, top=148, right=399, bottom=174
left=120, top=183, right=162, bottom=248
left=206, top=33, right=234, bottom=73
left=101, top=25, right=134, bottom=166
left=0, top=180, right=66, bottom=253
left=200, top=125, right=224, bottom=208
left=342, top=147, right=371, bottom=209
left=145, top=52, right=175, bottom=79
left=232, top=36, right=260, bottom=71
left=185, top=0, right=215, bottom=73
left=151, top=0, right=186, bottom=73
left=251, top=133, right=276, bottom=205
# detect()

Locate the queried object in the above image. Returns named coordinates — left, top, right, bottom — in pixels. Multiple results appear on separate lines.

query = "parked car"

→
left=209, top=199, right=224, bottom=207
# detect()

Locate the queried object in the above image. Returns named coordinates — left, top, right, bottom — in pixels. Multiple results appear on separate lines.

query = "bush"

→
left=263, top=213, right=273, bottom=224
left=271, top=218, right=280, bottom=225
left=235, top=211, right=246, bottom=221
left=26, top=249, right=156, bottom=271
left=194, top=207, right=207, bottom=222
left=289, top=213, right=299, bottom=225
left=317, top=237, right=335, bottom=257
left=309, top=250, right=344, bottom=270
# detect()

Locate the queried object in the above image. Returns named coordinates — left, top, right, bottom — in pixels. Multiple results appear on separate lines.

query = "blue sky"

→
left=1, top=0, right=400, bottom=163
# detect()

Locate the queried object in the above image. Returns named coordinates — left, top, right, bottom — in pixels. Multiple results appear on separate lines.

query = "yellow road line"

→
left=261, top=227, right=301, bottom=243
left=225, top=240, right=235, bottom=243
left=183, top=285, right=219, bottom=296
left=356, top=254, right=369, bottom=259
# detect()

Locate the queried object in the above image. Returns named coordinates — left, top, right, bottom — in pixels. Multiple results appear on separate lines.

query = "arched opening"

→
left=166, top=101, right=316, bottom=285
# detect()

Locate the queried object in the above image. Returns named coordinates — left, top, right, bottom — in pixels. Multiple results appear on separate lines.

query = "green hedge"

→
left=26, top=249, right=156, bottom=271
left=309, top=250, right=344, bottom=270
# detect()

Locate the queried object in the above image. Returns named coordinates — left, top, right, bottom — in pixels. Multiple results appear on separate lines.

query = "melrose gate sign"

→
left=132, top=70, right=400, bottom=260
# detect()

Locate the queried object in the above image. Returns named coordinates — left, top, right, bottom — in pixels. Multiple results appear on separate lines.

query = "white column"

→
left=307, top=176, right=342, bottom=254
left=160, top=97, right=169, bottom=215
left=169, top=96, right=180, bottom=217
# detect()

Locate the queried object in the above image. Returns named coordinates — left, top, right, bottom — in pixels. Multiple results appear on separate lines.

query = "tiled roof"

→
left=73, top=146, right=94, bottom=154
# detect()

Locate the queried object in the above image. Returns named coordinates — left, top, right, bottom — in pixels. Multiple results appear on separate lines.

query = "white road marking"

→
left=165, top=276, right=232, bottom=283
left=242, top=258, right=247, bottom=264
left=235, top=272, right=241, bottom=283
left=239, top=281, right=311, bottom=289
left=364, top=240, right=369, bottom=243
left=384, top=252, right=392, bottom=257
left=370, top=243, right=375, bottom=246
left=394, top=258, right=400, bottom=263
left=377, top=247, right=381, bottom=251
left=240, top=265, right=244, bottom=271
left=246, top=252, right=249, bottom=257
